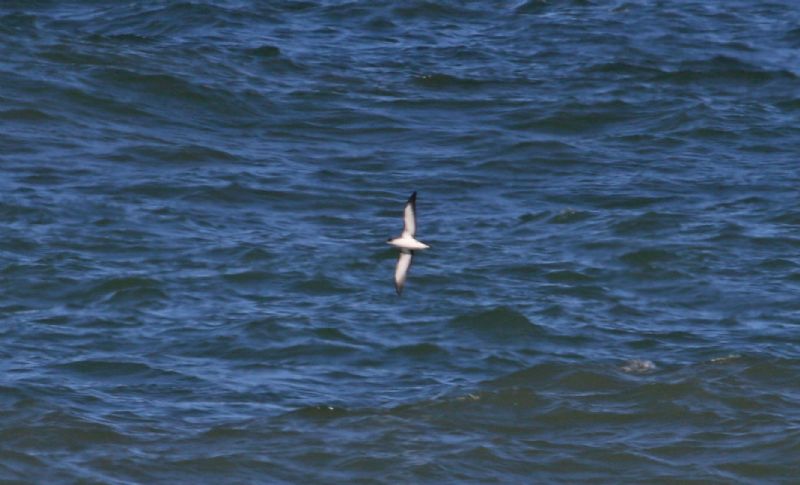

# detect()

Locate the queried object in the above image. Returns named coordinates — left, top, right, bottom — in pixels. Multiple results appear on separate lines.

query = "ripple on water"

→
left=449, top=306, right=545, bottom=341
left=291, top=275, right=354, bottom=295
left=79, top=276, right=167, bottom=306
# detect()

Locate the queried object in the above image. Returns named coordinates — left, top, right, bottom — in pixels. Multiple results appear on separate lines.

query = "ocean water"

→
left=2, top=0, right=800, bottom=482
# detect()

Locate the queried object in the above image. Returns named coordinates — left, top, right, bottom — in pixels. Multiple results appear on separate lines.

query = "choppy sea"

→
left=2, top=1, right=800, bottom=482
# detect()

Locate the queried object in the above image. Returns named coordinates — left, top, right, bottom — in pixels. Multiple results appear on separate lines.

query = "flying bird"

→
left=387, top=191, right=430, bottom=295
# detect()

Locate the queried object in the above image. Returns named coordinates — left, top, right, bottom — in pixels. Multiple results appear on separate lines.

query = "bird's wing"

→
left=402, top=191, right=417, bottom=237
left=394, top=249, right=413, bottom=295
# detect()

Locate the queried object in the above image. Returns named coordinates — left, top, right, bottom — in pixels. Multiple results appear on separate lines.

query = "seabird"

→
left=387, top=191, right=430, bottom=295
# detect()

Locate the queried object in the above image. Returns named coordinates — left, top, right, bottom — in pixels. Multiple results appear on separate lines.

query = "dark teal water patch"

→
left=619, top=248, right=676, bottom=266
left=0, top=108, right=56, bottom=121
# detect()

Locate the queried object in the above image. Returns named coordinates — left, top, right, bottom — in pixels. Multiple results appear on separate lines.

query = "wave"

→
left=449, top=306, right=546, bottom=341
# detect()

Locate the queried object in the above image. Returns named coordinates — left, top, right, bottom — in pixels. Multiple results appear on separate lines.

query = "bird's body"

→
left=387, top=191, right=429, bottom=295
left=387, top=235, right=430, bottom=251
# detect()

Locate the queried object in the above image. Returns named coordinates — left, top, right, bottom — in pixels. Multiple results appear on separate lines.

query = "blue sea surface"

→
left=2, top=1, right=800, bottom=482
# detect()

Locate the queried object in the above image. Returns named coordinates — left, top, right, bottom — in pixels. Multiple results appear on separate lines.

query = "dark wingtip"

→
left=408, top=191, right=417, bottom=203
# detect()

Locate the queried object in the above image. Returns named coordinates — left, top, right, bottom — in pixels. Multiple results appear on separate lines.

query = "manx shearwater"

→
left=387, top=191, right=430, bottom=295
